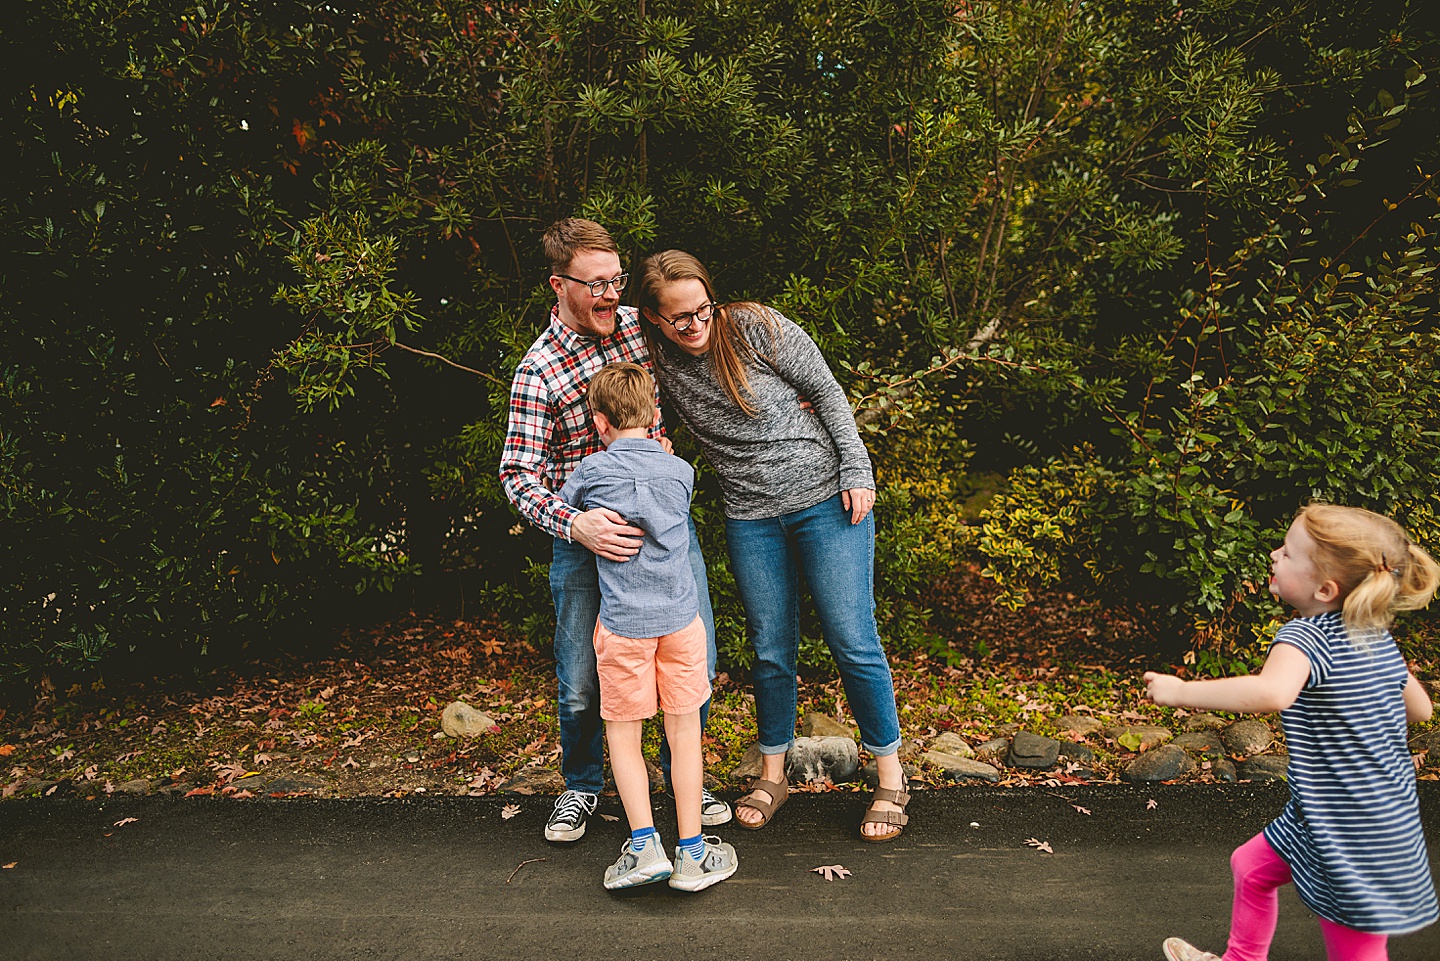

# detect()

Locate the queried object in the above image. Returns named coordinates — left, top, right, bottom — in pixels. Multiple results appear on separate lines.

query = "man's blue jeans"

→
left=724, top=494, right=901, bottom=758
left=550, top=515, right=716, bottom=794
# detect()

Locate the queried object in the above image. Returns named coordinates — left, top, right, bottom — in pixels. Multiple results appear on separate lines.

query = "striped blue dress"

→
left=1264, top=612, right=1438, bottom=934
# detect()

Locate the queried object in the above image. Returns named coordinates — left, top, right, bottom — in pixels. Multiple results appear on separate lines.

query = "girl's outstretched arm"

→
left=1403, top=673, right=1433, bottom=724
left=1144, top=644, right=1312, bottom=714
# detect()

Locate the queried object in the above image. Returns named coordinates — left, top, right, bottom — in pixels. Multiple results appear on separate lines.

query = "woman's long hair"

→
left=634, top=250, right=776, bottom=417
left=1299, top=503, right=1440, bottom=641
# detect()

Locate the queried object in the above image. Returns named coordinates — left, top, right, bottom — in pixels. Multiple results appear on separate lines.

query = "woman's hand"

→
left=840, top=488, right=875, bottom=525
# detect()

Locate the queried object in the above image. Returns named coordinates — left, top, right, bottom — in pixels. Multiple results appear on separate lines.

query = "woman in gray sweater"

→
left=635, top=250, right=909, bottom=841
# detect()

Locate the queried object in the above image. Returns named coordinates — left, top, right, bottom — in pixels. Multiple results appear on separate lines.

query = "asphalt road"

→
left=3, top=784, right=1440, bottom=960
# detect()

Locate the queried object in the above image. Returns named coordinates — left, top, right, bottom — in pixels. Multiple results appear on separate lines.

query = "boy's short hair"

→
left=542, top=218, right=619, bottom=275
left=587, top=362, right=655, bottom=430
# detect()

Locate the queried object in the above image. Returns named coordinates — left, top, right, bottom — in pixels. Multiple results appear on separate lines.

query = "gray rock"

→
left=929, top=732, right=974, bottom=758
left=786, top=736, right=859, bottom=784
left=113, top=779, right=152, bottom=796
left=498, top=765, right=565, bottom=795
left=20, top=779, right=59, bottom=797
left=441, top=701, right=497, bottom=739
left=261, top=775, right=327, bottom=795
left=1182, top=713, right=1229, bottom=732
left=1222, top=720, right=1274, bottom=757
left=1055, top=715, right=1103, bottom=736
left=1008, top=731, right=1061, bottom=770
left=1104, top=725, right=1173, bottom=752
left=1057, top=743, right=1096, bottom=764
left=228, top=774, right=272, bottom=794
left=974, top=738, right=1009, bottom=755
left=1172, top=730, right=1226, bottom=759
left=1238, top=755, right=1289, bottom=782
left=731, top=742, right=764, bottom=780
left=925, top=753, right=1001, bottom=784
left=1120, top=745, right=1196, bottom=783
left=856, top=759, right=922, bottom=790
left=1211, top=758, right=1238, bottom=782
left=897, top=738, right=926, bottom=761
left=801, top=713, right=855, bottom=739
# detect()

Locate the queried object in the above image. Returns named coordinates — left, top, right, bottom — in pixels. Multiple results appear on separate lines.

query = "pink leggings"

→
left=1225, top=832, right=1389, bottom=961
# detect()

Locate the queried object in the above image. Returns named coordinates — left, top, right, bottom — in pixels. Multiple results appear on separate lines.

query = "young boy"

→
left=559, top=362, right=738, bottom=892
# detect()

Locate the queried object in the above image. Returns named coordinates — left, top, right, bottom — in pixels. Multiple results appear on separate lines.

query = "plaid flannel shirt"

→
left=499, top=304, right=664, bottom=541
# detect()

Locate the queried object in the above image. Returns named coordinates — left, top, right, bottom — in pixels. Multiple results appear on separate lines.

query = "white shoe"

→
left=1162, top=937, right=1222, bottom=961
left=667, top=836, right=738, bottom=892
left=603, top=837, right=673, bottom=890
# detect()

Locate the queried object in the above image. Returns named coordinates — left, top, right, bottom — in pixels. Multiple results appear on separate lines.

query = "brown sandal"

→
left=860, top=785, right=910, bottom=843
left=735, top=775, right=789, bottom=830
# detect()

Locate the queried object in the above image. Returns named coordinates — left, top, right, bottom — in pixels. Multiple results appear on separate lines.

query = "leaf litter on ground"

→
left=2, top=577, right=1435, bottom=800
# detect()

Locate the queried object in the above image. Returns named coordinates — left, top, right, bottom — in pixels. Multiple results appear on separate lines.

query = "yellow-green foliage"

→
left=871, top=406, right=980, bottom=571
left=976, top=452, right=1117, bottom=610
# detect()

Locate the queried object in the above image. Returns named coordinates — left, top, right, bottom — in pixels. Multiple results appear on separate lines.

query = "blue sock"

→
left=678, top=834, right=705, bottom=861
left=630, top=826, right=658, bottom=851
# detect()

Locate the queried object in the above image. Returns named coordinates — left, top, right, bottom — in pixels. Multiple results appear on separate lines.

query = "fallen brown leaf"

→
left=1024, top=837, right=1054, bottom=854
left=501, top=803, right=521, bottom=820
left=113, top=817, right=139, bottom=828
left=2, top=862, right=16, bottom=869
left=810, top=864, right=852, bottom=881
left=1146, top=798, right=1158, bottom=810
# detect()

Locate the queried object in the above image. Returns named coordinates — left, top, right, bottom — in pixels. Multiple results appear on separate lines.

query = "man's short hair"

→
left=543, top=218, right=619, bottom=275
left=587, top=362, right=655, bottom=431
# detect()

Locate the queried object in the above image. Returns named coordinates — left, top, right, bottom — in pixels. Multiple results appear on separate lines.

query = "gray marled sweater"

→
left=651, top=306, right=875, bottom=520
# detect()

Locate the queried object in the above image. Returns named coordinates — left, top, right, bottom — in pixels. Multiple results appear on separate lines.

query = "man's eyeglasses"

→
left=556, top=272, right=629, bottom=297
left=654, top=302, right=715, bottom=333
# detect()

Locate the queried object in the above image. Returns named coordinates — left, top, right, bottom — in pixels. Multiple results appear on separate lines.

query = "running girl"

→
left=1146, top=503, right=1439, bottom=961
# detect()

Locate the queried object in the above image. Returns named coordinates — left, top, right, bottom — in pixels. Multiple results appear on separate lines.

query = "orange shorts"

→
left=593, top=615, right=711, bottom=722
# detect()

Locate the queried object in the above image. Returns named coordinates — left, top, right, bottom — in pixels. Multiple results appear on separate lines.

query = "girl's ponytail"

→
left=1342, top=564, right=1403, bottom=641
left=1396, top=541, right=1440, bottom=612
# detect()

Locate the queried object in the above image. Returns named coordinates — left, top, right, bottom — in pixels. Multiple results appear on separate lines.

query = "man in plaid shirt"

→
left=500, top=218, right=727, bottom=843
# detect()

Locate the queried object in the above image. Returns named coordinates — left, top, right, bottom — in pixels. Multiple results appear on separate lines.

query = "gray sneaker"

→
left=544, top=790, right=597, bottom=842
left=1162, top=937, right=1221, bottom=961
left=667, top=835, right=738, bottom=892
left=603, top=837, right=673, bottom=890
left=700, top=789, right=733, bottom=826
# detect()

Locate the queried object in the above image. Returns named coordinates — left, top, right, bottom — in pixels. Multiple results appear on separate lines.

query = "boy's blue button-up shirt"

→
left=559, top=437, right=699, bottom=638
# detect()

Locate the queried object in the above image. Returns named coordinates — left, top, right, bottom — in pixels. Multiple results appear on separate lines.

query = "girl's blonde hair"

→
left=1298, top=503, right=1440, bottom=638
left=634, top=249, right=776, bottom=417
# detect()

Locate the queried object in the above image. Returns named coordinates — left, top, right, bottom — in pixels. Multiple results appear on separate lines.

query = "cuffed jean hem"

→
left=760, top=737, right=900, bottom=757
left=863, top=737, right=902, bottom=757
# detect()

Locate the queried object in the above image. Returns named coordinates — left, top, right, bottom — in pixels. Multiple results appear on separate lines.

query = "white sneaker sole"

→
left=700, top=803, right=733, bottom=827
left=544, top=820, right=586, bottom=842
left=603, top=863, right=672, bottom=890
left=667, top=860, right=737, bottom=892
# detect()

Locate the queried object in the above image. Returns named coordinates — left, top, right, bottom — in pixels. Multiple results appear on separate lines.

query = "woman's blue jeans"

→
left=550, top=516, right=716, bottom=794
left=725, top=494, right=902, bottom=758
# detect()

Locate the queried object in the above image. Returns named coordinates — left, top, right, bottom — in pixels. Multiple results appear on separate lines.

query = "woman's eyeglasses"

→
left=654, top=301, right=715, bottom=333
